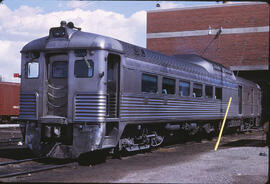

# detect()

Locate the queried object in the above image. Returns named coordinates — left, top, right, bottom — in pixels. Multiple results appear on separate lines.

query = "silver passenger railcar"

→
left=18, top=21, right=261, bottom=159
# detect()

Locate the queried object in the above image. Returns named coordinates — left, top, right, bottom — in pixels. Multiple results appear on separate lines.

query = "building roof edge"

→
left=147, top=2, right=268, bottom=13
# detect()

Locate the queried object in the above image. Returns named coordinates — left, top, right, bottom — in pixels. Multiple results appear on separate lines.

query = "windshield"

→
left=52, top=61, right=68, bottom=78
left=74, top=59, right=94, bottom=78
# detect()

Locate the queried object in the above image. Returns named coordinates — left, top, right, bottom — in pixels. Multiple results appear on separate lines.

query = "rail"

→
left=0, top=164, right=70, bottom=178
left=0, top=124, right=20, bottom=128
left=0, top=157, right=73, bottom=178
left=0, top=157, right=44, bottom=166
left=0, top=137, right=22, bottom=144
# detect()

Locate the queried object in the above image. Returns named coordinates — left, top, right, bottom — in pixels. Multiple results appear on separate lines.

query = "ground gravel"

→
left=116, top=146, right=268, bottom=183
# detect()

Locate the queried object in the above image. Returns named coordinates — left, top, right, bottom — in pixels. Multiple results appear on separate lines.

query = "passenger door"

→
left=46, top=54, right=68, bottom=117
left=106, top=54, right=120, bottom=118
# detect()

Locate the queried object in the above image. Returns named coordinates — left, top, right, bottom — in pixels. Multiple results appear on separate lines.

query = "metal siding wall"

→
left=120, top=94, right=237, bottom=122
left=74, top=93, right=106, bottom=122
left=19, top=92, right=37, bottom=120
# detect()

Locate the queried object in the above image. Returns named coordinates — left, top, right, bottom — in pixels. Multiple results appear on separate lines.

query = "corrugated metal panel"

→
left=19, top=92, right=37, bottom=120
left=120, top=95, right=227, bottom=121
left=74, top=93, right=106, bottom=122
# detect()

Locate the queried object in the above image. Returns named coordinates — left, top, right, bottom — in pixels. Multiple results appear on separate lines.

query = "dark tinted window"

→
left=193, top=83, right=202, bottom=98
left=162, top=77, right=175, bottom=94
left=52, top=61, right=68, bottom=78
left=142, top=74, right=157, bottom=93
left=74, top=59, right=94, bottom=78
left=238, top=86, right=242, bottom=114
left=251, top=88, right=254, bottom=114
left=179, top=80, right=190, bottom=96
left=215, top=87, right=222, bottom=100
left=206, top=85, right=213, bottom=98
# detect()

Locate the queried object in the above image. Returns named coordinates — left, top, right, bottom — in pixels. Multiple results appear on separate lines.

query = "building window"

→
left=142, top=73, right=157, bottom=93
left=162, top=77, right=175, bottom=94
left=74, top=59, right=94, bottom=78
left=26, top=62, right=39, bottom=78
left=205, top=85, right=213, bottom=98
left=215, top=87, right=222, bottom=100
left=193, top=83, right=202, bottom=98
left=53, top=61, right=68, bottom=78
left=179, top=80, right=190, bottom=96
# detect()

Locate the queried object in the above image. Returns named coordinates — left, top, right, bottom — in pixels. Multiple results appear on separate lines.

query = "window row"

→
left=25, top=60, right=94, bottom=79
left=142, top=73, right=222, bottom=100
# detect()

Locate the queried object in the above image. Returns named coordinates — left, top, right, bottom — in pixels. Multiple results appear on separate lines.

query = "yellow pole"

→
left=214, top=97, right=232, bottom=151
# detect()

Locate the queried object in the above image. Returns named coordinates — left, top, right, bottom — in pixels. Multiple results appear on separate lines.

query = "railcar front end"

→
left=19, top=21, right=122, bottom=158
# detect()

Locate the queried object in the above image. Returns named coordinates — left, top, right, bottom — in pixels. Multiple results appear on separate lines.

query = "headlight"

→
left=54, top=126, right=61, bottom=137
left=49, top=27, right=66, bottom=38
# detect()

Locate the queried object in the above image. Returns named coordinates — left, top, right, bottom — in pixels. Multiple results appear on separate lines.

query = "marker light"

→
left=13, top=73, right=21, bottom=78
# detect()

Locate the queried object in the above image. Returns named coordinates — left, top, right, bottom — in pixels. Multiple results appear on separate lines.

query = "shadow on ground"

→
left=0, top=147, right=35, bottom=160
left=221, top=139, right=266, bottom=148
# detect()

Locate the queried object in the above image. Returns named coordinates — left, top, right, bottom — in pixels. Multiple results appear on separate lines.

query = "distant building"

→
left=147, top=2, right=269, bottom=123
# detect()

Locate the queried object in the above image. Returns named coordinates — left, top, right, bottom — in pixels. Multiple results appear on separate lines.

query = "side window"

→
left=251, top=88, right=254, bottom=114
left=142, top=73, right=157, bottom=93
left=179, top=80, right=190, bottom=96
left=193, top=83, right=202, bottom=98
left=26, top=62, right=39, bottom=78
left=205, top=85, right=213, bottom=98
left=162, top=77, right=175, bottom=94
left=74, top=59, right=94, bottom=78
left=215, top=87, right=222, bottom=100
left=53, top=61, right=68, bottom=78
left=238, top=86, right=242, bottom=114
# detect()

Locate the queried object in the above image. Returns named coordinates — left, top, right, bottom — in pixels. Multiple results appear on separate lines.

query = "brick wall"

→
left=147, top=3, right=269, bottom=69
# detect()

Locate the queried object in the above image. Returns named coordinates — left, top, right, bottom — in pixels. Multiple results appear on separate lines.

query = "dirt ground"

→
left=0, top=128, right=268, bottom=183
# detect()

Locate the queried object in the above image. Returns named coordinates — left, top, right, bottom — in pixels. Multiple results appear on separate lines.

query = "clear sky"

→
left=0, top=0, right=224, bottom=82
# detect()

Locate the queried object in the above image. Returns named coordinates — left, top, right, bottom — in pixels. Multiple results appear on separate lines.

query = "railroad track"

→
left=0, top=137, right=22, bottom=144
left=0, top=157, right=73, bottom=178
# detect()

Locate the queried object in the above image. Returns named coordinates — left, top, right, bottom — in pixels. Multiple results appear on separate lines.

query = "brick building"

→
left=147, top=2, right=269, bottom=123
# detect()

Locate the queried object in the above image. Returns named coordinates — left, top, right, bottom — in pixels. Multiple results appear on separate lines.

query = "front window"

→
left=52, top=61, right=68, bottom=78
left=26, top=62, right=39, bottom=78
left=74, top=59, right=94, bottom=78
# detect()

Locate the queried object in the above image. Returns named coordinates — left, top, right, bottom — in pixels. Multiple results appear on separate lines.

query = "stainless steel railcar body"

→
left=19, top=22, right=261, bottom=158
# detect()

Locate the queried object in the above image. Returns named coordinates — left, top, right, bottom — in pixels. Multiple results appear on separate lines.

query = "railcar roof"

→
left=0, top=82, right=20, bottom=86
left=173, top=54, right=226, bottom=69
left=235, top=76, right=261, bottom=89
left=118, top=41, right=212, bottom=75
left=21, top=25, right=231, bottom=76
left=21, top=29, right=124, bottom=54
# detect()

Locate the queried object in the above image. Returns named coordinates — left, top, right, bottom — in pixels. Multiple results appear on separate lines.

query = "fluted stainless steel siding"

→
left=74, top=93, right=106, bottom=122
left=120, top=94, right=230, bottom=121
left=19, top=92, right=38, bottom=120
